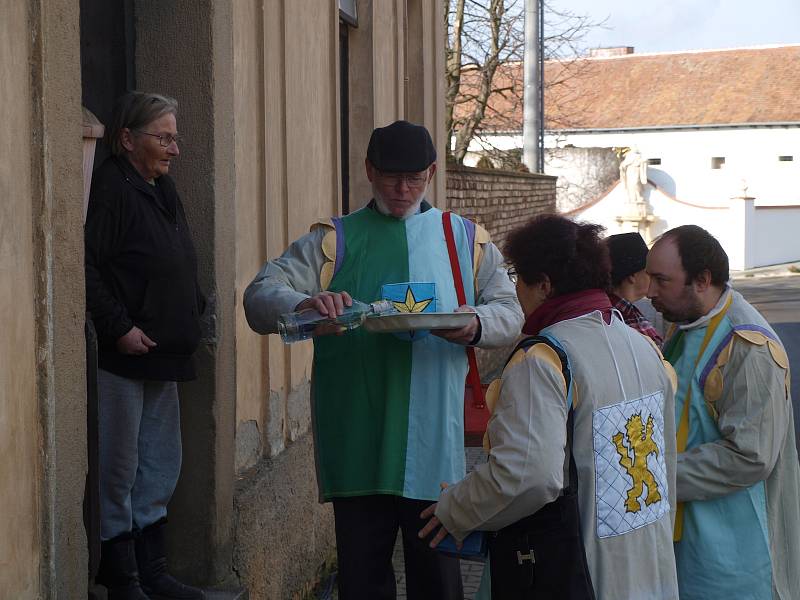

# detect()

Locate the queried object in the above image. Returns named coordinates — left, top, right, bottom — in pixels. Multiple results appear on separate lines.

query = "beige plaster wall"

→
left=233, top=0, right=341, bottom=469
left=0, top=2, right=41, bottom=595
left=348, top=0, right=446, bottom=211
left=406, top=0, right=447, bottom=208
left=1, top=1, right=86, bottom=597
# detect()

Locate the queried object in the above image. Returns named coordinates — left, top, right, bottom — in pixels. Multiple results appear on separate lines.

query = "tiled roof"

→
left=458, top=45, right=800, bottom=133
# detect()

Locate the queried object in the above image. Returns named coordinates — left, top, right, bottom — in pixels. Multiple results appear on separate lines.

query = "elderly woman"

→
left=85, top=91, right=205, bottom=600
left=421, top=215, right=679, bottom=599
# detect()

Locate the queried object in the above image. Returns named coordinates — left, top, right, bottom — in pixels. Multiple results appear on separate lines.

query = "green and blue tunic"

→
left=313, top=205, right=477, bottom=501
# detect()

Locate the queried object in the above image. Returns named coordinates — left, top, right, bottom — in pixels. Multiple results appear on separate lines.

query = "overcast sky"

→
left=549, top=0, right=800, bottom=54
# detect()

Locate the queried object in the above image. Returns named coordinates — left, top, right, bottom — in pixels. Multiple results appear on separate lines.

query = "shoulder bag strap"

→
left=442, top=211, right=484, bottom=410
left=511, top=335, right=578, bottom=495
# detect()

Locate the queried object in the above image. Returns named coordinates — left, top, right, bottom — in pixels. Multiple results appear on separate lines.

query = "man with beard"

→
left=243, top=120, right=522, bottom=600
left=646, top=225, right=800, bottom=600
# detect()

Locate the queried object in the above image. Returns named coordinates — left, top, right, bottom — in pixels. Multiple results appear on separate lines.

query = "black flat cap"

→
left=367, top=120, right=436, bottom=172
left=607, top=232, right=649, bottom=284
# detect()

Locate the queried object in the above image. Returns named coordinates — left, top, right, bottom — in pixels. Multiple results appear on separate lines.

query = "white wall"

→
left=571, top=181, right=800, bottom=270
left=545, top=127, right=800, bottom=207
left=467, top=126, right=800, bottom=269
left=752, top=206, right=800, bottom=266
left=474, top=127, right=800, bottom=207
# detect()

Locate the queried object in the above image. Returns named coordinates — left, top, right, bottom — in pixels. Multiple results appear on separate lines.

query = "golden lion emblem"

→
left=612, top=413, right=662, bottom=513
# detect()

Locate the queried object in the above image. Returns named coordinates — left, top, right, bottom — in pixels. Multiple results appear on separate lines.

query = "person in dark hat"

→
left=242, top=120, right=523, bottom=599
left=606, top=232, right=663, bottom=346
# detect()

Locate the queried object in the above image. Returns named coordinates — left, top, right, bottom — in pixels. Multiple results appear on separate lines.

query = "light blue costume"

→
left=664, top=287, right=800, bottom=600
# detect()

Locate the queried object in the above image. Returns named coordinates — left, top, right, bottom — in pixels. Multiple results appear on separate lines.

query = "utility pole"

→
left=522, top=0, right=544, bottom=173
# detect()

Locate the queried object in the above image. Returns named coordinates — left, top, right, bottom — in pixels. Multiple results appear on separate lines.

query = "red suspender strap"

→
left=442, top=211, right=485, bottom=410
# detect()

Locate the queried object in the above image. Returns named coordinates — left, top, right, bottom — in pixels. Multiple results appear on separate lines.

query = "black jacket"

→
left=85, top=156, right=205, bottom=381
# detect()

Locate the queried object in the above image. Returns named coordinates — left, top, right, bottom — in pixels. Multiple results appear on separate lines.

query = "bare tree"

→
left=446, top=0, right=603, bottom=167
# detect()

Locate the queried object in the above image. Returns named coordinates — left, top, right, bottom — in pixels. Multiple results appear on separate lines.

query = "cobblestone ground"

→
left=393, top=447, right=488, bottom=600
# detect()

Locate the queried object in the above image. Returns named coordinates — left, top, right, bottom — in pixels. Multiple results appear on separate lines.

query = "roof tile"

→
left=457, top=46, right=800, bottom=132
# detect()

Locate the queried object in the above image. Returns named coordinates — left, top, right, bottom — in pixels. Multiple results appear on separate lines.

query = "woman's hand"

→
left=418, top=482, right=461, bottom=549
left=116, top=326, right=157, bottom=355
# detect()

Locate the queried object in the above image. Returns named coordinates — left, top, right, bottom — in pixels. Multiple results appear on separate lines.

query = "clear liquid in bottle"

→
left=278, top=299, right=394, bottom=343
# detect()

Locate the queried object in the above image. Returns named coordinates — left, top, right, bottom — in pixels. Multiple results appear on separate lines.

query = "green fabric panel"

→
left=313, top=208, right=412, bottom=499
left=663, top=329, right=685, bottom=364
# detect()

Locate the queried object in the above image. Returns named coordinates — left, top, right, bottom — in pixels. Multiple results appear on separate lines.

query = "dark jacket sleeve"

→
left=85, top=184, right=134, bottom=343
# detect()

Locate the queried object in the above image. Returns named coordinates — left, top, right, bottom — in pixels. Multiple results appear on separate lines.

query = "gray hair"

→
left=106, top=91, right=178, bottom=156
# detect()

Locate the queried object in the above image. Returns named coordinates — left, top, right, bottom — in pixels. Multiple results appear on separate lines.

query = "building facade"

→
left=462, top=45, right=800, bottom=268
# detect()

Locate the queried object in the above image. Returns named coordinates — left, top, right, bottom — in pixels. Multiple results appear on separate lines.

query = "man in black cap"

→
left=243, top=120, right=522, bottom=599
left=607, top=232, right=663, bottom=345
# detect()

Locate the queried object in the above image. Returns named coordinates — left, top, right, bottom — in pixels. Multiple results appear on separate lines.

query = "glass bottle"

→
left=278, top=299, right=395, bottom=343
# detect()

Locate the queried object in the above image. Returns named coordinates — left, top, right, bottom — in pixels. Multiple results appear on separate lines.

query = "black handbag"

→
left=487, top=336, right=596, bottom=600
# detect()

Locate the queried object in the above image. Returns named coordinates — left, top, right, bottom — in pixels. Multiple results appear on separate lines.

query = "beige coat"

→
left=436, top=312, right=679, bottom=600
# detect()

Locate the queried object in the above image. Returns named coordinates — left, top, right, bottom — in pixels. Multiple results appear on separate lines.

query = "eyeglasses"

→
left=136, top=130, right=182, bottom=147
left=507, top=267, right=518, bottom=284
left=376, top=170, right=429, bottom=188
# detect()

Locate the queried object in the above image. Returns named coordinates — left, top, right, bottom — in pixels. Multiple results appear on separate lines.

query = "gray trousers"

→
left=98, top=368, right=182, bottom=540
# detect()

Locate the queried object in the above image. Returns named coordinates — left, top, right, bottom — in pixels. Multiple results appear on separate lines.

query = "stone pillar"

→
left=134, top=0, right=237, bottom=586
left=27, top=0, right=88, bottom=597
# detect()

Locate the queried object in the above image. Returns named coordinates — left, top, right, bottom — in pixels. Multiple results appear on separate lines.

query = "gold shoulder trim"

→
left=474, top=223, right=491, bottom=244
left=482, top=377, right=502, bottom=452
left=472, top=224, right=491, bottom=296
left=732, top=329, right=789, bottom=370
left=502, top=342, right=567, bottom=396
left=319, top=228, right=337, bottom=290
left=734, top=329, right=769, bottom=346
left=704, top=330, right=791, bottom=420
left=642, top=335, right=678, bottom=393
left=767, top=339, right=789, bottom=370
left=504, top=347, right=528, bottom=371
left=484, top=342, right=567, bottom=451
left=310, top=218, right=335, bottom=233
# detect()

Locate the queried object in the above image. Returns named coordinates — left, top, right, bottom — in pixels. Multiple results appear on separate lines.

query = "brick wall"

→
left=446, top=165, right=557, bottom=249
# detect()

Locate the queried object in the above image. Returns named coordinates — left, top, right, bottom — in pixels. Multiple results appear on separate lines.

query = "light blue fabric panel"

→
left=402, top=208, right=473, bottom=499
left=671, top=317, right=773, bottom=600
left=676, top=482, right=771, bottom=600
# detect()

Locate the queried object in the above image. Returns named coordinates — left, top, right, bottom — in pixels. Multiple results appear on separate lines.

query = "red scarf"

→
left=522, top=288, right=613, bottom=335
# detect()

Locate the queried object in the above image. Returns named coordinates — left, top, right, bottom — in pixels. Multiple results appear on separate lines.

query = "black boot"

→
left=135, top=518, right=205, bottom=600
left=97, top=533, right=151, bottom=600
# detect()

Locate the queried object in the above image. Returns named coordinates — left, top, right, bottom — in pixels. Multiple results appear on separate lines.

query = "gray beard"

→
left=371, top=184, right=426, bottom=220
